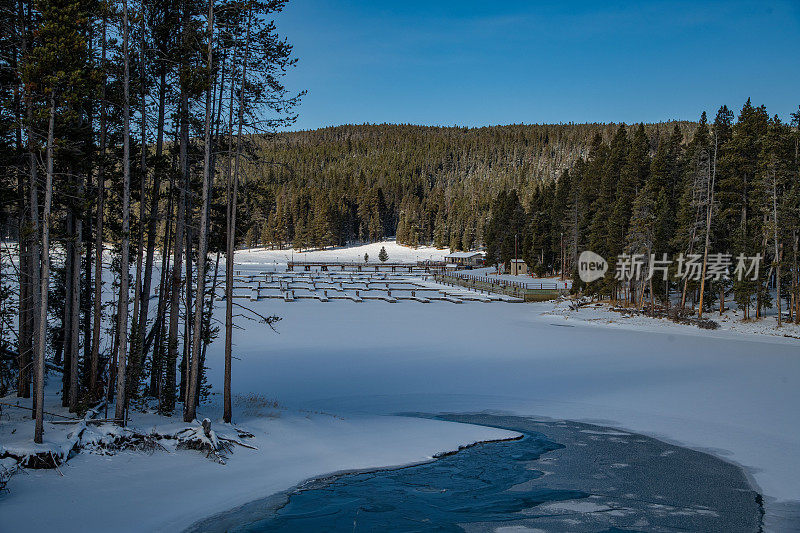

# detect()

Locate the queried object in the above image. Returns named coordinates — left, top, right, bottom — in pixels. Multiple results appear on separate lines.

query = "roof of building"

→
left=444, top=251, right=484, bottom=259
left=510, top=258, right=526, bottom=263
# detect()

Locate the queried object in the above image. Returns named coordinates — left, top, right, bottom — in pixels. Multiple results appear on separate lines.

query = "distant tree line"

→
left=485, top=102, right=800, bottom=323
left=233, top=121, right=698, bottom=251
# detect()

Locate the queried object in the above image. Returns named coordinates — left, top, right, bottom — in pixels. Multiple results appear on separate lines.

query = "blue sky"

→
left=275, top=0, right=800, bottom=130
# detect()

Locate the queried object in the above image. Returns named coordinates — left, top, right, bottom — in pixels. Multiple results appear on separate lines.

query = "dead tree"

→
left=114, top=0, right=132, bottom=426
left=90, top=12, right=108, bottom=401
left=35, top=91, right=56, bottom=443
left=186, top=0, right=215, bottom=422
left=224, top=3, right=252, bottom=424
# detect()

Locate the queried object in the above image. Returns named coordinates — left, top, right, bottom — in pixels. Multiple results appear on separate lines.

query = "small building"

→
left=444, top=251, right=485, bottom=268
left=509, top=258, right=528, bottom=276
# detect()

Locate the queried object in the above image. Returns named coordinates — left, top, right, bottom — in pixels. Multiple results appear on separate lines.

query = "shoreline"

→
left=183, top=432, right=526, bottom=533
left=187, top=414, right=765, bottom=532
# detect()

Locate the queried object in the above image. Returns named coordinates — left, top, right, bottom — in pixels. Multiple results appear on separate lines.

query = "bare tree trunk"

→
left=137, top=64, right=167, bottom=384
left=681, top=149, right=707, bottom=314
left=69, top=175, right=83, bottom=411
left=90, top=12, right=107, bottom=401
left=181, top=189, right=193, bottom=406
left=114, top=0, right=132, bottom=425
left=185, top=0, right=215, bottom=421
left=26, top=86, right=40, bottom=415
left=16, top=0, right=33, bottom=398
left=60, top=216, right=74, bottom=374
left=773, top=167, right=781, bottom=327
left=793, top=231, right=798, bottom=324
left=166, top=19, right=189, bottom=414
left=165, top=165, right=185, bottom=413
left=222, top=46, right=236, bottom=423
left=17, top=219, right=30, bottom=397
left=35, top=92, right=56, bottom=444
left=130, top=4, right=148, bottom=395
left=77, top=18, right=95, bottom=389
left=150, top=194, right=172, bottom=397
left=197, top=251, right=220, bottom=397
left=698, top=141, right=717, bottom=319
left=224, top=5, right=252, bottom=423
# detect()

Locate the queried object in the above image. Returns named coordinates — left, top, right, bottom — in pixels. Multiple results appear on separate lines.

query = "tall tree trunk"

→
left=793, top=231, right=798, bottom=324
left=130, top=2, right=148, bottom=396
left=69, top=183, right=83, bottom=411
left=224, top=5, right=252, bottom=423
left=698, top=142, right=717, bottom=319
left=150, top=189, right=172, bottom=397
left=90, top=12, right=107, bottom=401
left=166, top=20, right=189, bottom=414
left=773, top=167, right=781, bottom=327
left=197, top=251, right=220, bottom=400
left=26, top=85, right=40, bottom=415
left=137, top=63, right=167, bottom=383
left=181, top=190, right=193, bottom=406
left=82, top=23, right=95, bottom=380
left=17, top=213, right=30, bottom=397
left=114, top=0, right=132, bottom=425
left=16, top=0, right=32, bottom=398
left=61, top=211, right=73, bottom=404
left=680, top=150, right=706, bottom=314
left=35, top=92, right=56, bottom=444
left=185, top=0, right=215, bottom=422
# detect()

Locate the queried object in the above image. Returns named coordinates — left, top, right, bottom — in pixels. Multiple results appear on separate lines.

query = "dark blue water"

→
left=233, top=433, right=587, bottom=532
left=191, top=415, right=759, bottom=532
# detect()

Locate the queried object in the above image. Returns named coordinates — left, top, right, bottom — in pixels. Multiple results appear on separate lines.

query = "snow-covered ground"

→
left=1, top=391, right=516, bottom=532
left=235, top=239, right=448, bottom=265
left=544, top=296, right=800, bottom=340
left=2, top=240, right=799, bottom=531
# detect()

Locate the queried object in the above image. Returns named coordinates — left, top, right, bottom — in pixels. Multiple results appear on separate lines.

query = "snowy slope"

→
left=235, top=239, right=448, bottom=265
left=3, top=240, right=799, bottom=531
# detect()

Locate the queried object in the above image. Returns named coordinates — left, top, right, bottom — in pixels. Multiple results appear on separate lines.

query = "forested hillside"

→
left=235, top=103, right=799, bottom=323
left=484, top=102, right=800, bottom=322
left=237, top=122, right=698, bottom=251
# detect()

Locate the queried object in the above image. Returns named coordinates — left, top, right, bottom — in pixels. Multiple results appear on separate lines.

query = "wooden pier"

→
left=214, top=267, right=527, bottom=304
left=434, top=272, right=568, bottom=302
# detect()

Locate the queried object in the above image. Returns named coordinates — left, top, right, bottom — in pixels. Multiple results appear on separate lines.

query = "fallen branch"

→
left=0, top=401, right=81, bottom=420
left=230, top=301, right=281, bottom=332
left=51, top=418, right=122, bottom=425
left=49, top=452, right=63, bottom=476
left=217, top=435, right=258, bottom=450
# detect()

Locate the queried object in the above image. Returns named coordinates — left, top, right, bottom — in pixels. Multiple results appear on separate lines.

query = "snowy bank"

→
left=1, top=396, right=518, bottom=532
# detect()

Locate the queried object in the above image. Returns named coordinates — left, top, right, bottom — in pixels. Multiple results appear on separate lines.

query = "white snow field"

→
left=235, top=239, right=448, bottom=265
left=2, top=240, right=800, bottom=531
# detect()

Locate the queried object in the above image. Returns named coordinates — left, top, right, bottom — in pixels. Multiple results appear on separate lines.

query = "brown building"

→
left=509, top=258, right=528, bottom=276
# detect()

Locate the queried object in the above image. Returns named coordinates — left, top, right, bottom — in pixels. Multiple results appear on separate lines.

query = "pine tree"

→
left=673, top=112, right=711, bottom=311
left=378, top=246, right=388, bottom=262
left=21, top=0, right=94, bottom=440
left=720, top=100, right=770, bottom=318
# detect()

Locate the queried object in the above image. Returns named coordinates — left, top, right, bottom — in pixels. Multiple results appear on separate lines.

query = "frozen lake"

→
left=5, top=243, right=797, bottom=531
left=192, top=415, right=761, bottom=532
left=201, top=295, right=800, bottom=529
